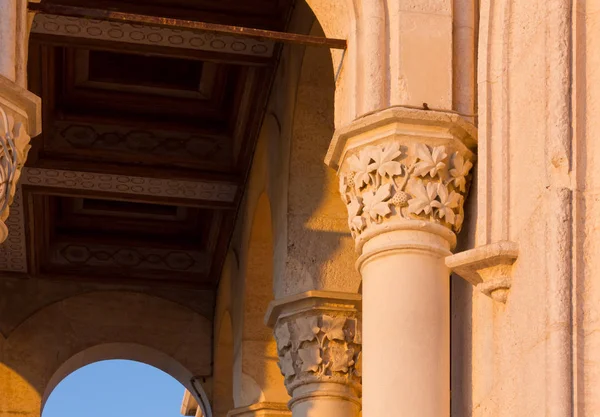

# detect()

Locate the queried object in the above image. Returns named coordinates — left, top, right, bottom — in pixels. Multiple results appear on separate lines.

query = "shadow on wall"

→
left=274, top=23, right=361, bottom=298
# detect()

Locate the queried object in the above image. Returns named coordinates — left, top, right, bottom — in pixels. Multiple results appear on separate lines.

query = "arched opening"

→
left=0, top=291, right=212, bottom=417
left=40, top=343, right=211, bottom=415
left=43, top=359, right=189, bottom=417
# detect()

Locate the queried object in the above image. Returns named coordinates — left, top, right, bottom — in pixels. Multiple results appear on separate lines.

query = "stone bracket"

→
left=445, top=241, right=519, bottom=303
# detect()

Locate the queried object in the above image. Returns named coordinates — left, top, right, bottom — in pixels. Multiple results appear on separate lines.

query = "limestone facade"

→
left=0, top=0, right=597, bottom=417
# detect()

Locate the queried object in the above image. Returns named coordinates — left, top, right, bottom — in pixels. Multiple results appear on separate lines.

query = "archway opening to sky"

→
left=43, top=360, right=187, bottom=417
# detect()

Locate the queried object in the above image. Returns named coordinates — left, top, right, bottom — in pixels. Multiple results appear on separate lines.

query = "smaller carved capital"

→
left=0, top=75, right=41, bottom=242
left=265, top=291, right=362, bottom=399
left=446, top=241, right=519, bottom=303
left=325, top=107, right=477, bottom=253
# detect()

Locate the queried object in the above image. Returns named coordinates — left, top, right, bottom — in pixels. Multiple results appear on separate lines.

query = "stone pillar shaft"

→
left=325, top=107, right=476, bottom=417
left=360, top=229, right=451, bottom=416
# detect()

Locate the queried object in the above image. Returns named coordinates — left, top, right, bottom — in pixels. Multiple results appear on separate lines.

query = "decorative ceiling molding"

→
left=53, top=243, right=209, bottom=274
left=22, top=168, right=237, bottom=202
left=31, top=14, right=275, bottom=57
left=0, top=167, right=238, bottom=272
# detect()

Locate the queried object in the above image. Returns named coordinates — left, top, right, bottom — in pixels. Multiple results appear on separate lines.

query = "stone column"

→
left=265, top=291, right=362, bottom=417
left=325, top=107, right=476, bottom=417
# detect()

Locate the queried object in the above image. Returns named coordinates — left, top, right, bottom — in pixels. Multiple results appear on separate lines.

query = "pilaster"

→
left=265, top=291, right=362, bottom=417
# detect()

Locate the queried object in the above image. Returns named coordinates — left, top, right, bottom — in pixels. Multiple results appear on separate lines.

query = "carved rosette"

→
left=274, top=312, right=362, bottom=395
left=338, top=141, right=474, bottom=242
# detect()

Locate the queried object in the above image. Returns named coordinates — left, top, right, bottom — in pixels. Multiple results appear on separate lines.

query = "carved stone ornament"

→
left=339, top=142, right=472, bottom=236
left=326, top=107, right=477, bottom=251
left=0, top=108, right=31, bottom=226
left=0, top=74, right=42, bottom=242
left=274, top=313, right=362, bottom=395
left=265, top=291, right=362, bottom=398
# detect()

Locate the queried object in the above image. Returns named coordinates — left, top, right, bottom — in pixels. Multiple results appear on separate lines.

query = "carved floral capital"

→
left=274, top=312, right=362, bottom=395
left=326, top=108, right=477, bottom=251
left=265, top=291, right=362, bottom=397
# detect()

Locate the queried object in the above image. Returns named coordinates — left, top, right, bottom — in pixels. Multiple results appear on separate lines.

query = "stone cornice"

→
left=264, top=290, right=361, bottom=328
left=325, top=107, right=477, bottom=171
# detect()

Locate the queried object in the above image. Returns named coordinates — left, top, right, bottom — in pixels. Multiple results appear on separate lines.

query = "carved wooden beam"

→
left=28, top=3, right=347, bottom=50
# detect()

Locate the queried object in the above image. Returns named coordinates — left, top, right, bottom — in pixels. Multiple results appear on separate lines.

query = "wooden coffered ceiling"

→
left=0, top=0, right=296, bottom=288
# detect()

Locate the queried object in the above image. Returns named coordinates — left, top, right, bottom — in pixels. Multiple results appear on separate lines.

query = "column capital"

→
left=264, top=291, right=362, bottom=403
left=325, top=107, right=477, bottom=255
left=0, top=75, right=41, bottom=241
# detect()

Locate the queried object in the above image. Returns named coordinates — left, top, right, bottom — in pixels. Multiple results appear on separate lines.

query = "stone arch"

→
left=41, top=343, right=212, bottom=416
left=0, top=291, right=212, bottom=417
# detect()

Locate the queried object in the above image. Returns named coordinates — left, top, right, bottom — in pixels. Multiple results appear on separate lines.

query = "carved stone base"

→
left=446, top=241, right=519, bottom=303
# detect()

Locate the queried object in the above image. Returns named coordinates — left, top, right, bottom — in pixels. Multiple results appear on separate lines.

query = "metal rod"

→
left=28, top=3, right=347, bottom=49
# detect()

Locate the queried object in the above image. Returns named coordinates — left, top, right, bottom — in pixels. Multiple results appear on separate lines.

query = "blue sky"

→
left=43, top=360, right=185, bottom=417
